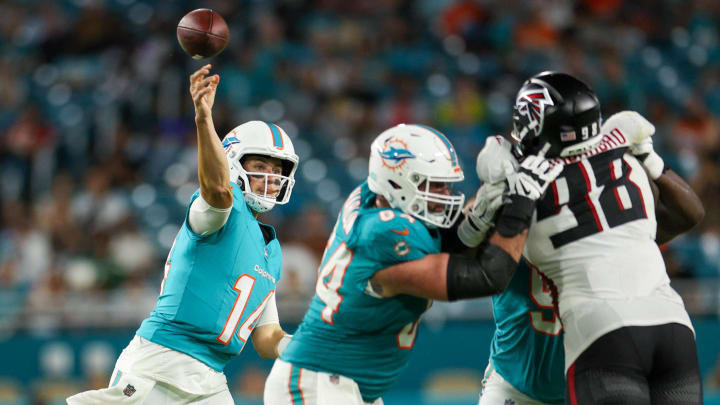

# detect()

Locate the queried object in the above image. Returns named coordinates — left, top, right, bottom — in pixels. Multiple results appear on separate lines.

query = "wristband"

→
left=642, top=151, right=665, bottom=180
left=457, top=215, right=491, bottom=248
left=495, top=195, right=535, bottom=238
left=277, top=334, right=292, bottom=357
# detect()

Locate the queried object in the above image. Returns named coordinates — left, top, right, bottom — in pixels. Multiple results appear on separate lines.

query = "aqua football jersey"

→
left=489, top=261, right=565, bottom=404
left=282, top=182, right=440, bottom=402
left=137, top=185, right=281, bottom=372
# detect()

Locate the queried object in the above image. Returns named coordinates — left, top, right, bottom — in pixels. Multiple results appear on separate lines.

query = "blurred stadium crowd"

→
left=0, top=0, right=719, bottom=401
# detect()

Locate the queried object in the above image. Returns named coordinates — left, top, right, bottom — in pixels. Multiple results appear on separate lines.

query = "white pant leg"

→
left=67, top=336, right=233, bottom=405
left=264, top=359, right=383, bottom=405
left=478, top=363, right=554, bottom=405
left=142, top=381, right=234, bottom=405
left=264, top=359, right=316, bottom=405
left=66, top=372, right=156, bottom=405
left=67, top=374, right=234, bottom=405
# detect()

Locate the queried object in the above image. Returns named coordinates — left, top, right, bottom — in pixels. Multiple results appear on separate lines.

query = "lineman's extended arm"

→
left=654, top=170, right=704, bottom=244
left=608, top=111, right=705, bottom=244
left=371, top=154, right=562, bottom=301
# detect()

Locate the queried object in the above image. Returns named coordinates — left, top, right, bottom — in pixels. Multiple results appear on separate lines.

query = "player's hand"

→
left=476, top=135, right=519, bottom=183
left=603, top=110, right=655, bottom=146
left=506, top=155, right=563, bottom=201
left=190, top=64, right=220, bottom=122
left=458, top=181, right=507, bottom=247
left=604, top=111, right=665, bottom=179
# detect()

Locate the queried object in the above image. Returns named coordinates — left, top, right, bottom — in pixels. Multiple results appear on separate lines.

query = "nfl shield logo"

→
left=504, top=400, right=516, bottom=405
left=329, top=374, right=340, bottom=385
left=123, top=384, right=136, bottom=397
left=560, top=131, right=576, bottom=142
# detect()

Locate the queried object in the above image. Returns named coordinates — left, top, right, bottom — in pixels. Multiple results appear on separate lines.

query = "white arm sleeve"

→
left=188, top=194, right=232, bottom=236
left=255, top=293, right=280, bottom=328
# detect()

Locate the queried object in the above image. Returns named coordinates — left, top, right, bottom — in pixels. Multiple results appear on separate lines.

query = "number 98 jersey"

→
left=281, top=182, right=440, bottom=403
left=524, top=133, right=693, bottom=373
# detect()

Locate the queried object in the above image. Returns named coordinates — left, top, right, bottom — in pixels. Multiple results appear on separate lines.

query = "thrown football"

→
left=177, top=9, right=229, bottom=59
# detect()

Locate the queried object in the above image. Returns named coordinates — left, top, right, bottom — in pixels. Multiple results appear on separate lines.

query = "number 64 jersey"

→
left=281, top=182, right=440, bottom=403
left=524, top=130, right=693, bottom=373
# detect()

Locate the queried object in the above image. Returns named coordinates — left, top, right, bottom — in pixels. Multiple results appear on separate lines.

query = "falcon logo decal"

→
left=514, top=86, right=554, bottom=140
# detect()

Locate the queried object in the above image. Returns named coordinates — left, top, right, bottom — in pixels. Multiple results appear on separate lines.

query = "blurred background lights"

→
left=301, top=158, right=327, bottom=183
left=159, top=224, right=180, bottom=250
left=315, top=179, right=341, bottom=202
left=427, top=74, right=451, bottom=97
left=131, top=183, right=157, bottom=208
left=259, top=99, right=285, bottom=122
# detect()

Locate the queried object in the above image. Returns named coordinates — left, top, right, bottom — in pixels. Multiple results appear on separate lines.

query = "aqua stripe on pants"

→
left=289, top=365, right=304, bottom=405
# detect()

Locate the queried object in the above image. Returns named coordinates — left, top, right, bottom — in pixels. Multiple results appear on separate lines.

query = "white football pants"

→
left=478, top=363, right=558, bottom=405
left=264, top=359, right=383, bottom=405
left=66, top=335, right=233, bottom=405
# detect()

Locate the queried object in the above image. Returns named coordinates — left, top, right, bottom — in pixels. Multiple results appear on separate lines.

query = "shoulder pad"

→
left=356, top=209, right=425, bottom=239
left=351, top=209, right=434, bottom=262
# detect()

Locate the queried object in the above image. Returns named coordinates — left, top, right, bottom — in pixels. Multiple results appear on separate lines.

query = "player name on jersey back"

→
left=525, top=145, right=692, bottom=371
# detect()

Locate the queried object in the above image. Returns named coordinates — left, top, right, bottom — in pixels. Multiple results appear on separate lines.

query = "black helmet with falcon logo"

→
left=511, top=71, right=602, bottom=159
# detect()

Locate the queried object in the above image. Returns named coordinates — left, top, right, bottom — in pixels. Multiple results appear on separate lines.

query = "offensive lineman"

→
left=67, top=65, right=299, bottom=404
left=264, top=123, right=562, bottom=404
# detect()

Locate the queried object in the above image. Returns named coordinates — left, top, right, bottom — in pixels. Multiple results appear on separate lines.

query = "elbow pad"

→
left=446, top=244, right=518, bottom=301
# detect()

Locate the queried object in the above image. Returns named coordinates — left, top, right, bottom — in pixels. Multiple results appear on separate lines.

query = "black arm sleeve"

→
left=440, top=213, right=472, bottom=253
left=446, top=242, right=519, bottom=301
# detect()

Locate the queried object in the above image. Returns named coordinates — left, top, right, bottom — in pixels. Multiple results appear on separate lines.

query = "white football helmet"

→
left=221, top=121, right=299, bottom=213
left=368, top=123, right=465, bottom=228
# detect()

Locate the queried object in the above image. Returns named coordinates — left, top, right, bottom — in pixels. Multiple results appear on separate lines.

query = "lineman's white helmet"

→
left=368, top=123, right=465, bottom=228
left=221, top=121, right=299, bottom=213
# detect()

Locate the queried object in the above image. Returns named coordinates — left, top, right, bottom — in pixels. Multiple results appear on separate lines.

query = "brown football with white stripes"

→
left=177, top=9, right=229, bottom=59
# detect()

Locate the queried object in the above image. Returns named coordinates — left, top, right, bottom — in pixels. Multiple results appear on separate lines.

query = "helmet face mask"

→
left=408, top=177, right=464, bottom=229
left=511, top=72, right=603, bottom=159
left=222, top=121, right=299, bottom=213
left=240, top=162, right=295, bottom=213
left=368, top=124, right=465, bottom=229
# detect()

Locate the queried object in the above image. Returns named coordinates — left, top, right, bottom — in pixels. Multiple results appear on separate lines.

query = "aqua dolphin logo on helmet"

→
left=380, top=146, right=416, bottom=162
left=222, top=136, right=241, bottom=149
left=379, top=138, right=416, bottom=170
